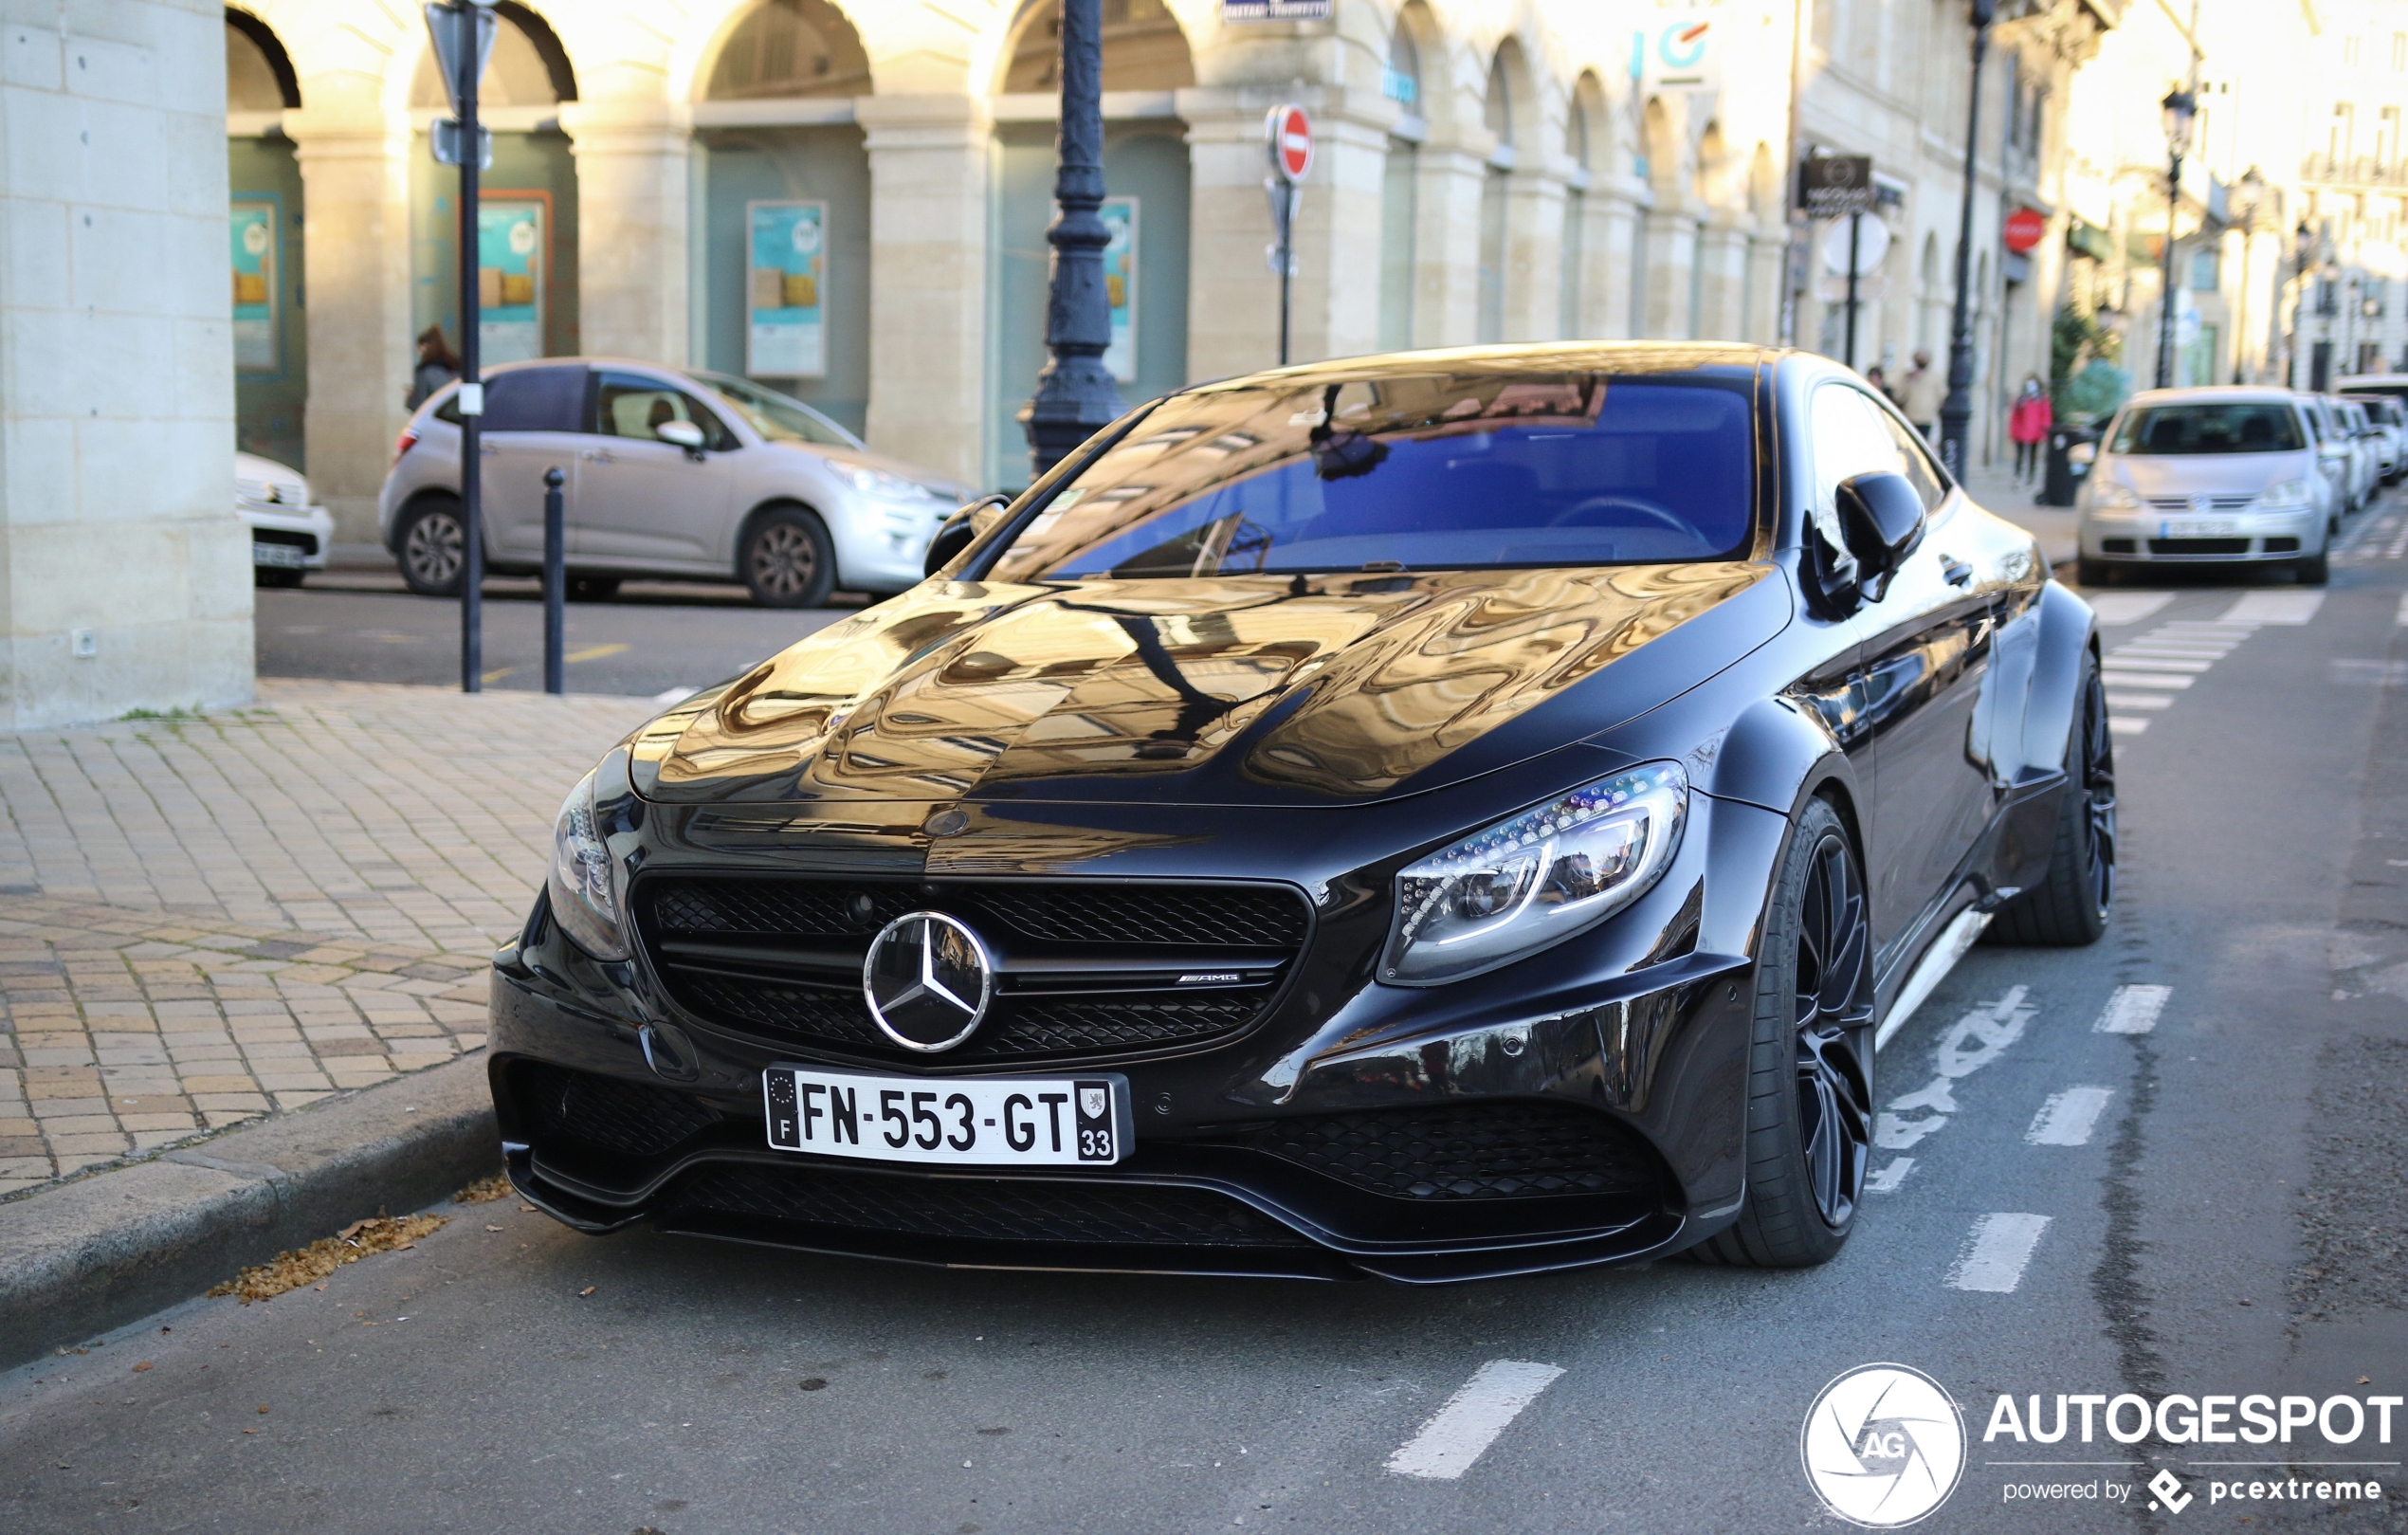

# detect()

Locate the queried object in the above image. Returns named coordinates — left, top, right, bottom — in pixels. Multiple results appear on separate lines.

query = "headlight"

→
left=2089, top=482, right=2143, bottom=513
left=2253, top=477, right=2312, bottom=509
left=547, top=767, right=629, bottom=960
left=1382, top=762, right=1688, bottom=985
left=826, top=457, right=938, bottom=501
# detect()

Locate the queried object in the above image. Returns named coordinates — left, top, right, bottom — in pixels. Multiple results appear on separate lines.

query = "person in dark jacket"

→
left=405, top=326, right=461, bottom=410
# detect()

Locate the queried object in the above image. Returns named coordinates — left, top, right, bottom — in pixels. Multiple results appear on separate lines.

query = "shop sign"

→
left=230, top=200, right=279, bottom=374
left=477, top=201, right=545, bottom=365
left=748, top=201, right=827, bottom=378
left=1102, top=196, right=1138, bottom=383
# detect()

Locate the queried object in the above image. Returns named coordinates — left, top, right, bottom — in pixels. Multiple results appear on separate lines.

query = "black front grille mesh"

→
left=525, top=1064, right=722, bottom=1159
left=670, top=1165, right=1313, bottom=1248
left=1231, top=1102, right=1662, bottom=1201
left=983, top=886, right=1307, bottom=948
left=672, top=973, right=1261, bottom=1062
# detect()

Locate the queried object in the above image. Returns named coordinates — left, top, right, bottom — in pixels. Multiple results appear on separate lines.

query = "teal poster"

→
left=1102, top=196, right=1138, bottom=383
left=477, top=201, right=544, bottom=364
left=747, top=201, right=827, bottom=377
left=230, top=201, right=277, bottom=373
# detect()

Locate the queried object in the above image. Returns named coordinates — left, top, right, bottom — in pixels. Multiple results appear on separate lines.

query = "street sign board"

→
left=422, top=2, right=497, bottom=119
left=1221, top=0, right=1331, bottom=17
left=2003, top=207, right=2047, bottom=253
left=1801, top=155, right=1876, bottom=218
left=1267, top=104, right=1313, bottom=184
left=430, top=118, right=492, bottom=169
left=1633, top=14, right=1723, bottom=93
left=1820, top=215, right=1890, bottom=276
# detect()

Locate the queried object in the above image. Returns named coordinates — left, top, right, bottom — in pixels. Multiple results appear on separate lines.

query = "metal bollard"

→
left=542, top=466, right=565, bottom=695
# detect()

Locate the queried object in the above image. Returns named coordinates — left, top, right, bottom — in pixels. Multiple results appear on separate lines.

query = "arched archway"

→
left=999, top=0, right=1195, bottom=93
left=407, top=2, right=575, bottom=107
left=1476, top=39, right=1534, bottom=342
left=693, top=0, right=875, bottom=430
left=1377, top=2, right=1440, bottom=351
left=1560, top=70, right=1608, bottom=338
left=227, top=9, right=304, bottom=467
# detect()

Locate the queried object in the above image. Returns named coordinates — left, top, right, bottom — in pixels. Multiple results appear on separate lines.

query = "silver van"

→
left=2075, top=387, right=2334, bottom=586
left=379, top=359, right=975, bottom=607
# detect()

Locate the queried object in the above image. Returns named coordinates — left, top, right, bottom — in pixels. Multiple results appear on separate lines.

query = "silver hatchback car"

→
left=2075, top=387, right=2334, bottom=587
left=380, top=359, right=975, bottom=606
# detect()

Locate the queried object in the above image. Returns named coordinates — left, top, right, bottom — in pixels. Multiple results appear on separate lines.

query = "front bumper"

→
left=2077, top=506, right=2322, bottom=563
left=486, top=789, right=1782, bottom=1282
left=241, top=503, right=335, bottom=571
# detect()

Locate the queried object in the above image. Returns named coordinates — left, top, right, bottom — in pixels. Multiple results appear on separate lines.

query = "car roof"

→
left=2119, top=386, right=2301, bottom=406
left=1180, top=340, right=1776, bottom=395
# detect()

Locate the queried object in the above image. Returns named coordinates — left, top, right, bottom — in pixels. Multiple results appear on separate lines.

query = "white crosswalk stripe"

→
left=2094, top=984, right=2171, bottom=1035
left=1947, top=1213, right=2052, bottom=1293
left=2026, top=1087, right=2116, bottom=1146
left=2219, top=591, right=2325, bottom=625
left=1385, top=1361, right=1565, bottom=1480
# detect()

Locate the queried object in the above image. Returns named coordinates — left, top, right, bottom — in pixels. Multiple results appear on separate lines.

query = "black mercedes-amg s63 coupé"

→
left=490, top=343, right=2114, bottom=1282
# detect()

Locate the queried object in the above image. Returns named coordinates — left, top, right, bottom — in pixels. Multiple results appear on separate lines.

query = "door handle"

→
left=579, top=448, right=613, bottom=464
left=1941, top=556, right=1974, bottom=587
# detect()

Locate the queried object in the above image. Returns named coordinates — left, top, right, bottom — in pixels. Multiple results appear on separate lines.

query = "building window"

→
left=2395, top=31, right=2407, bottom=69
left=1383, top=22, right=1418, bottom=105
left=2332, top=102, right=2356, bottom=170
left=2191, top=247, right=2220, bottom=291
left=2345, top=33, right=2362, bottom=67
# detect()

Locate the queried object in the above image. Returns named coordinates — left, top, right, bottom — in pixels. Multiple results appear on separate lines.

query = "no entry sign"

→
left=2003, top=207, right=2047, bottom=253
left=1267, top=104, right=1312, bottom=184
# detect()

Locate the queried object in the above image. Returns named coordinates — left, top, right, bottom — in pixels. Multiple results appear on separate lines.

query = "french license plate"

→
left=2157, top=518, right=2238, bottom=539
left=763, top=1066, right=1130, bottom=1166
left=252, top=540, right=306, bottom=568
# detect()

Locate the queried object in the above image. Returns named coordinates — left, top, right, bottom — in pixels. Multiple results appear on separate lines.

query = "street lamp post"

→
left=2155, top=85, right=2198, bottom=390
left=2229, top=166, right=2264, bottom=384
left=424, top=0, right=494, bottom=693
left=2287, top=220, right=2316, bottom=387
left=1937, top=0, right=1995, bottom=483
left=1020, top=0, right=1124, bottom=482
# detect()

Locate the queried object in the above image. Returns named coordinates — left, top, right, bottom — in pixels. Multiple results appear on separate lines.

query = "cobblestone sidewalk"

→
left=0, top=680, right=661, bottom=1197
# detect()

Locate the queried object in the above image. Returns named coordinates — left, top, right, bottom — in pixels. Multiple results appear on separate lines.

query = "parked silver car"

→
left=380, top=359, right=976, bottom=606
left=2295, top=392, right=2371, bottom=519
left=237, top=449, right=334, bottom=589
left=2343, top=392, right=2405, bottom=484
left=2076, top=387, right=2333, bottom=587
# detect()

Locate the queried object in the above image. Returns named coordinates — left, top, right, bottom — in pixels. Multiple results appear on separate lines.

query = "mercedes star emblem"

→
left=861, top=911, right=994, bottom=1052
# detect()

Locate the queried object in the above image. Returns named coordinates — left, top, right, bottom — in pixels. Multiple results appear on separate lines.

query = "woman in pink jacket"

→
left=2009, top=375, right=2052, bottom=484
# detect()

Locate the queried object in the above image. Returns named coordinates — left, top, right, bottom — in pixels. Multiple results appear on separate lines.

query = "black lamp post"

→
left=1937, top=0, right=1995, bottom=482
left=1020, top=0, right=1124, bottom=481
left=2287, top=220, right=2316, bottom=386
left=2154, top=85, right=2198, bottom=389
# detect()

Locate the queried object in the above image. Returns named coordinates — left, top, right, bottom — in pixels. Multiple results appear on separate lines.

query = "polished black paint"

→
left=487, top=344, right=2094, bottom=1282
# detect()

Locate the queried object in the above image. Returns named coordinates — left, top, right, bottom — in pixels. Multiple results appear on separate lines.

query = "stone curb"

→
left=0, top=1051, right=498, bottom=1372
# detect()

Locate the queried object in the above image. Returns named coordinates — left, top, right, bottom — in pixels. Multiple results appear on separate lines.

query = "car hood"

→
left=632, top=563, right=1790, bottom=809
left=2107, top=452, right=2308, bottom=496
left=766, top=440, right=974, bottom=503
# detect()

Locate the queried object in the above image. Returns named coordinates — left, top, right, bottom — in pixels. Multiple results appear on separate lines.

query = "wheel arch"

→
left=2016, top=580, right=2101, bottom=787
left=733, top=496, right=835, bottom=585
left=388, top=486, right=463, bottom=554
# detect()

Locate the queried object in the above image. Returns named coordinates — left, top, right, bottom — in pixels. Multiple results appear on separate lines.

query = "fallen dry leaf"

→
left=577, top=1287, right=596, bottom=1297
left=132, top=1362, right=152, bottom=1373
left=205, top=1215, right=448, bottom=1304
left=485, top=1225, right=504, bottom=1233
left=243, top=1429, right=259, bottom=1435
left=520, top=1205, right=538, bottom=1214
left=454, top=1172, right=512, bottom=1204
left=256, top=1406, right=268, bottom=1415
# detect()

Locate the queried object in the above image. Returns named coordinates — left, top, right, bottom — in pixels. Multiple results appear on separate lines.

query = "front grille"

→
left=1227, top=1102, right=1664, bottom=1201
left=2265, top=536, right=2302, bottom=552
left=2145, top=495, right=2254, bottom=512
left=251, top=527, right=319, bottom=553
left=669, top=1164, right=1314, bottom=1248
left=523, top=1063, right=722, bottom=1159
left=2147, top=538, right=2253, bottom=556
left=2101, top=539, right=2138, bottom=555
left=635, top=875, right=1310, bottom=1067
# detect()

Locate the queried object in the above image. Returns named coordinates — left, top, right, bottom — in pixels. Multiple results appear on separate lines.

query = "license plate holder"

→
left=763, top=1065, right=1131, bottom=1167
left=2156, top=518, right=2238, bottom=539
left=252, top=540, right=307, bottom=569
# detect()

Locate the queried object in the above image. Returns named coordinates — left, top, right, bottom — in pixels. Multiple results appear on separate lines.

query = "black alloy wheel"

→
left=741, top=506, right=835, bottom=609
left=1989, top=653, right=2115, bottom=945
left=1692, top=797, right=1873, bottom=1267
left=399, top=498, right=466, bottom=597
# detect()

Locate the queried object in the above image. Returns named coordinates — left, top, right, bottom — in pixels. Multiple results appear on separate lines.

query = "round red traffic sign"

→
left=2003, top=207, right=2047, bottom=254
left=1267, top=104, right=1312, bottom=184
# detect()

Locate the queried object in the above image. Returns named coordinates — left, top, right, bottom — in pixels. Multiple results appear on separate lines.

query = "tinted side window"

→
left=1808, top=386, right=1889, bottom=551
left=594, top=372, right=740, bottom=451
left=481, top=365, right=589, bottom=432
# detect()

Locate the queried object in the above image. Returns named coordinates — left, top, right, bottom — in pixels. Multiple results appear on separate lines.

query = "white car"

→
left=236, top=450, right=335, bottom=588
left=378, top=359, right=975, bottom=607
left=2077, top=387, right=2335, bottom=587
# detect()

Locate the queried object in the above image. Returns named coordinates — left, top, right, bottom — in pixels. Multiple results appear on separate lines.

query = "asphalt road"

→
left=256, top=569, right=860, bottom=700
left=10, top=505, right=2408, bottom=1533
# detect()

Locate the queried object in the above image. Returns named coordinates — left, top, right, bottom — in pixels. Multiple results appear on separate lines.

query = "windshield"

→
left=990, top=370, right=1757, bottom=581
left=2108, top=402, right=2306, bottom=456
left=691, top=372, right=862, bottom=448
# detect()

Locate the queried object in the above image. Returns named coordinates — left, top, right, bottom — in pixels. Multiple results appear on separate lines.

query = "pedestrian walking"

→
left=2009, top=375, right=2052, bottom=484
left=1865, top=363, right=1889, bottom=401
left=404, top=325, right=461, bottom=411
left=1902, top=350, right=1943, bottom=441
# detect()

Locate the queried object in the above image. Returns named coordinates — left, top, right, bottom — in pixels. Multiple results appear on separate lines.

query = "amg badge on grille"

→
left=861, top=911, right=995, bottom=1052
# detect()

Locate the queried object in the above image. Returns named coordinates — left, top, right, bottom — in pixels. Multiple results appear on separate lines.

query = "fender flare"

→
left=2016, top=579, right=2099, bottom=782
left=733, top=497, right=837, bottom=588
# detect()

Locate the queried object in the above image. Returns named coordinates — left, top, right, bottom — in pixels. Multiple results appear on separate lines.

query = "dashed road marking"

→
left=2086, top=592, right=2175, bottom=626
left=2396, top=592, right=2408, bottom=628
left=2333, top=658, right=2408, bottom=686
left=1865, top=1157, right=1915, bottom=1193
left=2219, top=591, right=2326, bottom=625
left=1947, top=1213, right=2052, bottom=1293
left=2104, top=692, right=2173, bottom=709
left=2098, top=670, right=2194, bottom=689
left=2094, top=984, right=2171, bottom=1035
left=1385, top=1361, right=1566, bottom=1481
left=2025, top=1087, right=2116, bottom=1146
left=2107, top=718, right=2149, bottom=736
left=2096, top=655, right=2213, bottom=672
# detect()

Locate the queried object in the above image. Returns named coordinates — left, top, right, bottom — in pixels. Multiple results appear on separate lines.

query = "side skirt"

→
left=1873, top=907, right=1991, bottom=1053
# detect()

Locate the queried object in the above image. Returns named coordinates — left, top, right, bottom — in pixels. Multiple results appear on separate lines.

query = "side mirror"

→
left=2066, top=441, right=2096, bottom=466
left=1834, top=471, right=1926, bottom=602
left=655, top=420, right=706, bottom=455
left=924, top=493, right=1012, bottom=578
left=2319, top=439, right=2351, bottom=461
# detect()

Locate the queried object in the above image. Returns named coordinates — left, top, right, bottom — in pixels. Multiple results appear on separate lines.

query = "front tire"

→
left=1690, top=797, right=1874, bottom=1269
left=2075, top=556, right=2111, bottom=588
left=397, top=497, right=466, bottom=598
left=2296, top=552, right=2329, bottom=586
left=1988, top=652, right=2114, bottom=945
left=740, top=506, right=836, bottom=609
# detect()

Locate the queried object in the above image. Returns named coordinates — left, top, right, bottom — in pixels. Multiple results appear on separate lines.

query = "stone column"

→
left=1696, top=215, right=1750, bottom=340
left=1642, top=205, right=1702, bottom=339
left=1502, top=167, right=1568, bottom=341
left=1747, top=227, right=1789, bottom=345
left=858, top=94, right=990, bottom=488
left=287, top=109, right=415, bottom=549
left=0, top=0, right=251, bottom=725
left=559, top=101, right=690, bottom=366
left=1584, top=176, right=1648, bottom=338
left=1412, top=128, right=1488, bottom=348
left=1181, top=86, right=1395, bottom=376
